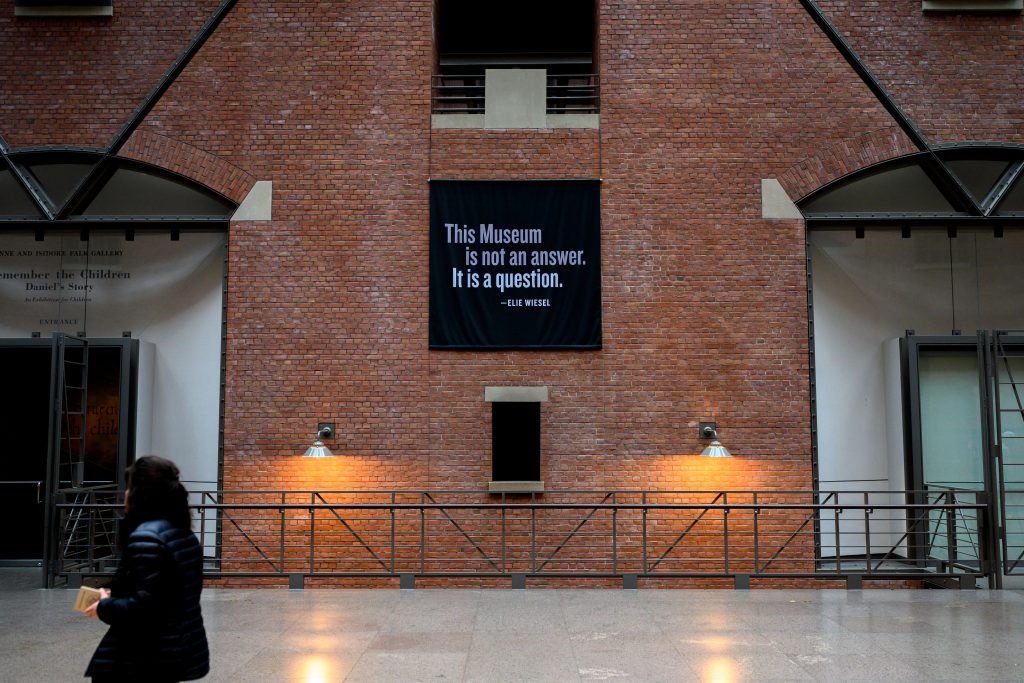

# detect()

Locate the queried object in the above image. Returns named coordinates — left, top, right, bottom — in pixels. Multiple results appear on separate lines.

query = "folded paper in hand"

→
left=74, top=585, right=102, bottom=612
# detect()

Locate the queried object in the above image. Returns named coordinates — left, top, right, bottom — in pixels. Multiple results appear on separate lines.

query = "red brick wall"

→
left=0, top=0, right=222, bottom=149
left=4, top=0, right=1020, bottom=585
left=818, top=0, right=1024, bottom=145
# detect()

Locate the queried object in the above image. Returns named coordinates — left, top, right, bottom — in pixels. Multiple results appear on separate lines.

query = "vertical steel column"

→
left=611, top=492, right=617, bottom=575
left=641, top=492, right=648, bottom=574
left=279, top=492, right=286, bottom=573
left=308, top=494, right=315, bottom=576
left=977, top=330, right=1003, bottom=587
left=863, top=492, right=872, bottom=577
left=531, top=505, right=537, bottom=574
left=501, top=506, right=507, bottom=574
left=945, top=491, right=957, bottom=572
left=723, top=493, right=729, bottom=574
left=833, top=499, right=842, bottom=576
left=753, top=492, right=761, bottom=575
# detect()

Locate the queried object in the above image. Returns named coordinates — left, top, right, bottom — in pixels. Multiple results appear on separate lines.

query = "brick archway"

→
left=778, top=125, right=919, bottom=203
left=118, top=129, right=255, bottom=204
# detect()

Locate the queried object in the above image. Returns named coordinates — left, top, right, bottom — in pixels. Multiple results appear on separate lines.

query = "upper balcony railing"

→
left=545, top=73, right=599, bottom=114
left=430, top=71, right=600, bottom=121
left=431, top=74, right=485, bottom=114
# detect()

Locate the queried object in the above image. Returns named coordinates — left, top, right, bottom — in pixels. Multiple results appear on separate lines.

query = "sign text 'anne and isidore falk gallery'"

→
left=429, top=180, right=601, bottom=349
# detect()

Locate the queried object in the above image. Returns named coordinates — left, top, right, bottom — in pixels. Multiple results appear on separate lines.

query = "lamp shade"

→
left=303, top=425, right=336, bottom=457
left=700, top=440, right=732, bottom=458
left=303, top=440, right=334, bottom=458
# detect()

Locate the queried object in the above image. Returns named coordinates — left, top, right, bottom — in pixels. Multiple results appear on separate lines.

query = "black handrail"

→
left=50, top=489, right=994, bottom=588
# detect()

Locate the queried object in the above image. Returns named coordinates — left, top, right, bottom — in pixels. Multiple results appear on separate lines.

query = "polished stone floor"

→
left=2, top=569, right=1023, bottom=682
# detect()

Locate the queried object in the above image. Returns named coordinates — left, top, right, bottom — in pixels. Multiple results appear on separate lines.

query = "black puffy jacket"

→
left=85, top=519, right=209, bottom=681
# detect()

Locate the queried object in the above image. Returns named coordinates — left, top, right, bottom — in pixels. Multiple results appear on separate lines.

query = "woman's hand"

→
left=83, top=588, right=111, bottom=619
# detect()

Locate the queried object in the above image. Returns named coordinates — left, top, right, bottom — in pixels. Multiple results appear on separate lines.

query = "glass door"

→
left=918, top=349, right=985, bottom=491
left=914, top=345, right=986, bottom=569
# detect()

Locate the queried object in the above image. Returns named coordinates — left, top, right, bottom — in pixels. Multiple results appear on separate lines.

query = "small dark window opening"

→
left=434, top=0, right=598, bottom=115
left=437, top=0, right=594, bottom=66
left=491, top=402, right=541, bottom=483
left=15, top=0, right=113, bottom=18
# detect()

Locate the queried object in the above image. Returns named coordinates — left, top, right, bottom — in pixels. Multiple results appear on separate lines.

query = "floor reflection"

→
left=703, top=655, right=738, bottom=683
left=298, top=655, right=335, bottom=683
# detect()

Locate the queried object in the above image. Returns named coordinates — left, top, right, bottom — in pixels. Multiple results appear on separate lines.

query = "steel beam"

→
left=797, top=0, right=982, bottom=216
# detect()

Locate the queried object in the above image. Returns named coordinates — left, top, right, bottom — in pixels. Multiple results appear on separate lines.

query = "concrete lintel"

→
left=761, top=179, right=803, bottom=220
left=923, top=0, right=1021, bottom=9
left=232, top=181, right=272, bottom=221
left=545, top=114, right=600, bottom=129
left=16, top=6, right=113, bottom=17
left=431, top=114, right=485, bottom=129
left=488, top=480, right=545, bottom=493
left=485, top=386, right=549, bottom=402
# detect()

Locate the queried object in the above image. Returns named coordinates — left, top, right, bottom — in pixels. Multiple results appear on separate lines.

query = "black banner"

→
left=429, top=180, right=601, bottom=349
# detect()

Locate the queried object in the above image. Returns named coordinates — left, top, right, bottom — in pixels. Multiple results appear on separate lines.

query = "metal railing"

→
left=49, top=486, right=120, bottom=581
left=431, top=74, right=485, bottom=114
left=430, top=73, right=600, bottom=115
left=50, top=489, right=991, bottom=589
left=546, top=73, right=599, bottom=114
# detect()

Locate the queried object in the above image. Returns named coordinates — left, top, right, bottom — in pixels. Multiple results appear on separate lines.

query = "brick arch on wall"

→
left=777, top=125, right=919, bottom=203
left=118, top=129, right=255, bottom=205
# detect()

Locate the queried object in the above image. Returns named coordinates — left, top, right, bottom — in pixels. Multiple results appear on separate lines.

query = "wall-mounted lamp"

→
left=699, top=422, right=732, bottom=458
left=303, top=423, right=336, bottom=458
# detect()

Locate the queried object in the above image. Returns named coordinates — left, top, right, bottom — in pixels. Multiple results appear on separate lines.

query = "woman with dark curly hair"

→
left=84, top=456, right=209, bottom=682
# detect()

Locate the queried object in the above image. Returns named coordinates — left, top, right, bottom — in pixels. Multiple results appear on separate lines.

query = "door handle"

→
left=37, top=481, right=42, bottom=504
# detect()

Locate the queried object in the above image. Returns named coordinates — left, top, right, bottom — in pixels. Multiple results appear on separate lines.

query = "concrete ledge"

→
left=761, top=179, right=802, bottom=219
left=546, top=114, right=600, bottom=129
left=485, top=386, right=549, bottom=402
left=432, top=114, right=599, bottom=130
left=16, top=6, right=113, bottom=16
left=923, top=0, right=1021, bottom=9
left=431, top=114, right=485, bottom=129
left=232, top=180, right=272, bottom=221
left=488, top=480, right=545, bottom=493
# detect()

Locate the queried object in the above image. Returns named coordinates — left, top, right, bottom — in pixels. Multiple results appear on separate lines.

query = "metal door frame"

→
left=0, top=336, right=137, bottom=579
left=980, top=330, right=1024, bottom=577
left=903, top=332, right=1024, bottom=587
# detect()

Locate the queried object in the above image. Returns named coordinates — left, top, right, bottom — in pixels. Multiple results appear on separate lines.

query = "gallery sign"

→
left=0, top=233, right=225, bottom=338
left=429, top=180, right=601, bottom=348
